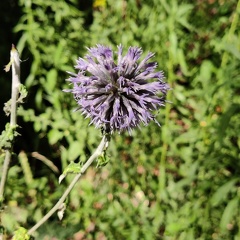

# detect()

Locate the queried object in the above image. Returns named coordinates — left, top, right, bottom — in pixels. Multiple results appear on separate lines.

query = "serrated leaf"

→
left=96, top=151, right=110, bottom=168
left=18, top=84, right=28, bottom=103
left=59, top=162, right=81, bottom=183
left=0, top=123, right=19, bottom=149
left=12, top=227, right=30, bottom=240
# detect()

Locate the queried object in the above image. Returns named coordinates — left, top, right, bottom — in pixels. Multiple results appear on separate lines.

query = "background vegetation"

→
left=0, top=0, right=239, bottom=239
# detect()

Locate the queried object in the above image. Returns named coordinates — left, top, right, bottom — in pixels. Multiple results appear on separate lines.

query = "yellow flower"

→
left=93, top=0, right=106, bottom=8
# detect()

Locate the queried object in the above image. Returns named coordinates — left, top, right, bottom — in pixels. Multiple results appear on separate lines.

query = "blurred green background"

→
left=0, top=0, right=239, bottom=239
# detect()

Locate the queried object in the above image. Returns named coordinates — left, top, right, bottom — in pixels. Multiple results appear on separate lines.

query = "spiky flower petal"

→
left=64, top=44, right=169, bottom=133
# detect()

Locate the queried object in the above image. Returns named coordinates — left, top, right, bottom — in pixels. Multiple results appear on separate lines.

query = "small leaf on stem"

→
left=12, top=227, right=30, bottom=240
left=59, top=162, right=81, bottom=184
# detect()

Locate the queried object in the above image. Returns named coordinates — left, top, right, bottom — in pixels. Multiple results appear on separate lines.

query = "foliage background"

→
left=0, top=0, right=239, bottom=239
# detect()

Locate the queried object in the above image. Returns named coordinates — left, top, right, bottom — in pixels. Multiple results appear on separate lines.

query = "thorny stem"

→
left=28, top=135, right=109, bottom=236
left=0, top=44, right=20, bottom=202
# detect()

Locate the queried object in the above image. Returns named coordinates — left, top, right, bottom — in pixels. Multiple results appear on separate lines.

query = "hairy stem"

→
left=28, top=135, right=109, bottom=236
left=0, top=45, right=20, bottom=201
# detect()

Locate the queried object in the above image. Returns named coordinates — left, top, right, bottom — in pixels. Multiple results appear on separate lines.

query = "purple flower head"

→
left=65, top=44, right=169, bottom=133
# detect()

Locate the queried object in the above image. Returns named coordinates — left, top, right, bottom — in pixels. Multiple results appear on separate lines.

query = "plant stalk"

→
left=27, top=135, right=109, bottom=236
left=0, top=45, right=20, bottom=201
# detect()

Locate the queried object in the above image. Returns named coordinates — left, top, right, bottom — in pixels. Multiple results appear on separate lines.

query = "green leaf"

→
left=12, top=227, right=30, bottom=240
left=54, top=40, right=66, bottom=66
left=18, top=84, right=28, bottom=103
left=59, top=162, right=81, bottom=183
left=68, top=141, right=82, bottom=162
left=96, top=151, right=110, bottom=168
left=177, top=48, right=191, bottom=76
left=0, top=123, right=19, bottom=149
left=210, top=179, right=238, bottom=206
left=46, top=69, right=58, bottom=93
left=169, top=32, right=178, bottom=61
left=35, top=88, right=43, bottom=110
left=218, top=104, right=240, bottom=139
left=48, top=128, right=63, bottom=145
left=199, top=60, right=214, bottom=83
left=220, top=198, right=239, bottom=230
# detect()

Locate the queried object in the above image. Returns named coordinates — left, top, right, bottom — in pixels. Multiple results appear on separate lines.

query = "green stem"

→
left=0, top=45, right=20, bottom=202
left=27, top=135, right=109, bottom=236
left=159, top=82, right=173, bottom=199
left=159, top=24, right=175, bottom=199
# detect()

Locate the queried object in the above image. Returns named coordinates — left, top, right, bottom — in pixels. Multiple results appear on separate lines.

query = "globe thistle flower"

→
left=65, top=44, right=169, bottom=133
